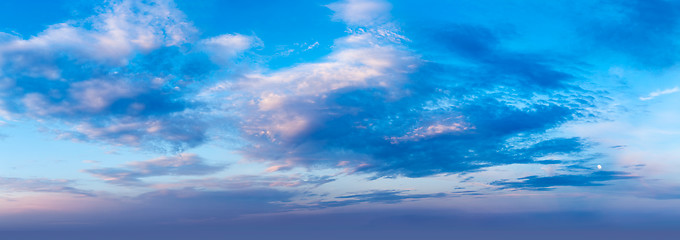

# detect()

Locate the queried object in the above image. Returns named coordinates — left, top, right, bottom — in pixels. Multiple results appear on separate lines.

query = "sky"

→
left=1, top=0, right=680, bottom=239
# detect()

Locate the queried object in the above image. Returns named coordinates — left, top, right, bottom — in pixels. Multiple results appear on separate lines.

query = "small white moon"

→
left=597, top=165, right=602, bottom=170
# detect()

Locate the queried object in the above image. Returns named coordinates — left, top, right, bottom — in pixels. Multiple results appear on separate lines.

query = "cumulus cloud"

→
left=202, top=0, right=419, bottom=169
left=0, top=0, right=248, bottom=152
left=84, top=154, right=225, bottom=185
left=197, top=0, right=597, bottom=178
left=199, top=33, right=262, bottom=64
left=0, top=0, right=195, bottom=73
left=232, top=40, right=418, bottom=143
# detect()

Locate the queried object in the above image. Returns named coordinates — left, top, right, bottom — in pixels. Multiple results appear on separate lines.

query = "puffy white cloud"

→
left=230, top=30, right=418, bottom=143
left=198, top=0, right=420, bottom=169
left=243, top=46, right=414, bottom=95
left=200, top=33, right=262, bottom=64
left=0, top=0, right=212, bottom=152
left=0, top=0, right=196, bottom=77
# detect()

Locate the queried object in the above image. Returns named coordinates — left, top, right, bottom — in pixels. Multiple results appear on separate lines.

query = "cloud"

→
left=0, top=0, right=600, bottom=180
left=0, top=177, right=94, bottom=197
left=231, top=40, right=418, bottom=142
left=315, top=190, right=446, bottom=208
left=62, top=115, right=208, bottom=152
left=491, top=171, right=639, bottom=191
left=326, top=0, right=392, bottom=26
left=0, top=0, right=249, bottom=152
left=131, top=188, right=295, bottom=221
left=198, top=1, right=598, bottom=179
left=0, top=0, right=195, bottom=71
left=0, top=187, right=296, bottom=230
left=430, top=24, right=576, bottom=89
left=149, top=174, right=335, bottom=189
left=640, top=87, right=679, bottom=101
left=84, top=153, right=225, bottom=185
left=199, top=33, right=262, bottom=64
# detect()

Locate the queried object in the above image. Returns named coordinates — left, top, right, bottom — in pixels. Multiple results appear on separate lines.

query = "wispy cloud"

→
left=199, top=33, right=262, bottom=65
left=149, top=174, right=335, bottom=190
left=84, top=153, right=225, bottom=185
left=639, top=87, right=679, bottom=101
left=326, top=0, right=392, bottom=26
left=491, top=171, right=639, bottom=191
left=315, top=190, right=446, bottom=208
left=0, top=177, right=94, bottom=197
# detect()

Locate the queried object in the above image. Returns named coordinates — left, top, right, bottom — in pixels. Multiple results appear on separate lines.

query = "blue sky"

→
left=1, top=0, right=680, bottom=239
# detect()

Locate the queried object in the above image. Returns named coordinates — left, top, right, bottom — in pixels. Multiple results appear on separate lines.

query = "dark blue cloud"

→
left=239, top=23, right=595, bottom=177
left=426, top=24, right=577, bottom=89
left=315, top=190, right=446, bottom=207
left=491, top=171, right=639, bottom=191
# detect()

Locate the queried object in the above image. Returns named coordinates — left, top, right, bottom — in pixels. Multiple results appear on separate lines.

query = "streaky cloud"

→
left=84, top=153, right=225, bottom=185
left=639, top=87, right=679, bottom=101
left=491, top=170, right=639, bottom=191
left=315, top=190, right=446, bottom=208
left=0, top=177, right=94, bottom=197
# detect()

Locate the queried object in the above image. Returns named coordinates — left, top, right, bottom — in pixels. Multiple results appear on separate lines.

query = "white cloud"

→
left=233, top=34, right=418, bottom=141
left=202, top=0, right=420, bottom=158
left=326, top=0, right=392, bottom=26
left=242, top=45, right=415, bottom=95
left=640, top=87, right=679, bottom=101
left=200, top=33, right=262, bottom=64
left=388, top=123, right=472, bottom=143
left=70, top=79, right=139, bottom=112
left=304, top=41, right=320, bottom=51
left=19, top=79, right=141, bottom=117
left=0, top=0, right=210, bottom=152
left=41, top=115, right=206, bottom=153
left=0, top=0, right=196, bottom=78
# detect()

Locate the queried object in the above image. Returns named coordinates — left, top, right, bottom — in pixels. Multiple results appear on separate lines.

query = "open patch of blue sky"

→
left=1, top=0, right=680, bottom=239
